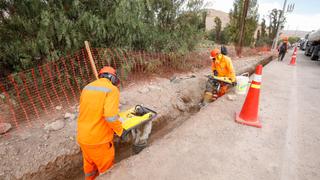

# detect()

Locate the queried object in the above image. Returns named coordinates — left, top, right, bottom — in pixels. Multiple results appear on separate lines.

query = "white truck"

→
left=304, top=29, right=320, bottom=60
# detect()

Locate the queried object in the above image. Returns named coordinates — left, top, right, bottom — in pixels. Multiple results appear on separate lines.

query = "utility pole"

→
left=272, top=0, right=294, bottom=50
left=236, top=0, right=250, bottom=56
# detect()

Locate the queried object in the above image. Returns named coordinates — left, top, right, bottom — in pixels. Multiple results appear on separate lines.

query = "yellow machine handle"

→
left=207, top=74, right=233, bottom=84
left=119, top=105, right=157, bottom=131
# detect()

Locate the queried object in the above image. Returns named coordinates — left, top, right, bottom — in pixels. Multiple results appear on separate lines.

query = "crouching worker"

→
left=203, top=48, right=236, bottom=104
left=77, top=66, right=128, bottom=180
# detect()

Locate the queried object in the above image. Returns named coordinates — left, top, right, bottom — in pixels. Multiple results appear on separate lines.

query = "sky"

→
left=204, top=0, right=320, bottom=31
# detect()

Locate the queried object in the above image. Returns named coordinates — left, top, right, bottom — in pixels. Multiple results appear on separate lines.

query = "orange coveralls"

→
left=211, top=55, right=236, bottom=96
left=77, top=78, right=123, bottom=180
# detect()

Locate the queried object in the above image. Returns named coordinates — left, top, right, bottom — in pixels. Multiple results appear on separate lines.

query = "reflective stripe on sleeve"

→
left=85, top=170, right=98, bottom=177
left=83, top=86, right=111, bottom=93
left=119, top=117, right=125, bottom=123
left=105, top=115, right=119, bottom=122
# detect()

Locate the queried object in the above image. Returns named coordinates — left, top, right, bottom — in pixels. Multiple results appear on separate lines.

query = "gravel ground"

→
left=99, top=50, right=320, bottom=180
left=0, top=53, right=274, bottom=180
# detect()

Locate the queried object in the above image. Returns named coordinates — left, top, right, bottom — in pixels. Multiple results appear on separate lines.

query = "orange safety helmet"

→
left=283, top=36, right=288, bottom=42
left=99, top=66, right=116, bottom=76
left=98, top=66, right=119, bottom=86
left=210, top=48, right=220, bottom=59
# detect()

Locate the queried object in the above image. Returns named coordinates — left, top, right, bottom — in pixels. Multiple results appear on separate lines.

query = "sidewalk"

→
left=100, top=51, right=320, bottom=180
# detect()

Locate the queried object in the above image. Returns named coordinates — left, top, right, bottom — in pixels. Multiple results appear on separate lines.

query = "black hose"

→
left=134, top=105, right=158, bottom=118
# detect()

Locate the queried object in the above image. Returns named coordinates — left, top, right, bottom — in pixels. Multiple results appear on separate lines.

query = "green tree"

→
left=227, top=0, right=259, bottom=46
left=256, top=30, right=261, bottom=41
left=214, top=17, right=222, bottom=42
left=220, top=26, right=232, bottom=44
left=268, top=8, right=285, bottom=39
left=260, top=18, right=267, bottom=38
left=288, top=36, right=300, bottom=44
left=255, top=18, right=272, bottom=47
left=0, top=0, right=205, bottom=77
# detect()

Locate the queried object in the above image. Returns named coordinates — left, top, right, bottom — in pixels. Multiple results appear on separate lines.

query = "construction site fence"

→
left=0, top=47, right=210, bottom=131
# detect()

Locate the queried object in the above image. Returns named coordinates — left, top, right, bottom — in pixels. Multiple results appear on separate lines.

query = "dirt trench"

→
left=0, top=54, right=275, bottom=180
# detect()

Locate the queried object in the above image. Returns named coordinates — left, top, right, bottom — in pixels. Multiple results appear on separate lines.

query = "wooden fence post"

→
left=84, top=41, right=99, bottom=79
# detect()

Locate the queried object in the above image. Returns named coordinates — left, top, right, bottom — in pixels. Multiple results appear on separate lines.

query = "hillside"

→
left=282, top=30, right=309, bottom=38
left=205, top=9, right=229, bottom=31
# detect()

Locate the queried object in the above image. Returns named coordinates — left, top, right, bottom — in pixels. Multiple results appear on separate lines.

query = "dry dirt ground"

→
left=0, top=53, right=274, bottom=179
left=100, top=50, right=320, bottom=180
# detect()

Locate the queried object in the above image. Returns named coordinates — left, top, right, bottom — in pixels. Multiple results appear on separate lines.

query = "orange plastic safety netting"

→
left=0, top=47, right=210, bottom=131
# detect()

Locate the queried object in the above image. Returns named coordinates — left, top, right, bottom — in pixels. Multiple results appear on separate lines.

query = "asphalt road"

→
left=99, top=50, right=320, bottom=180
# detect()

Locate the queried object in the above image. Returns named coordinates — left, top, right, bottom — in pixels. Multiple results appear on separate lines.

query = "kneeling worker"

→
left=203, top=48, right=236, bottom=103
left=77, top=66, right=127, bottom=179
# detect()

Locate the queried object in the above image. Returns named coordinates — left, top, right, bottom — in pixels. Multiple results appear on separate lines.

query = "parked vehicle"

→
left=303, top=39, right=309, bottom=52
left=304, top=29, right=320, bottom=60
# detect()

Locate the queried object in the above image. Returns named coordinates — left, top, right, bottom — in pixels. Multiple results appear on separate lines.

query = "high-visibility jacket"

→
left=77, top=78, right=123, bottom=145
left=211, top=55, right=236, bottom=82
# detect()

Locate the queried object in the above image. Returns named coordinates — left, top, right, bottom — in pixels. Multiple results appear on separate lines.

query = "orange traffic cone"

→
left=235, top=65, right=262, bottom=128
left=289, top=47, right=297, bottom=65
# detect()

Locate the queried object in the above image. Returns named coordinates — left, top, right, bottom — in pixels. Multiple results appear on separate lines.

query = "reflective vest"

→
left=77, top=78, right=123, bottom=145
left=211, top=55, right=236, bottom=82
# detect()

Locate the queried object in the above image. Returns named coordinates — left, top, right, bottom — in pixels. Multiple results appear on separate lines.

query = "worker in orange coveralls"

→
left=77, top=66, right=128, bottom=180
left=203, top=48, right=236, bottom=103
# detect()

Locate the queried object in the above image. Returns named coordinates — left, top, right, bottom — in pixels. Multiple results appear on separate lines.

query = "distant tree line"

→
left=208, top=1, right=295, bottom=48
left=255, top=8, right=285, bottom=47
left=208, top=0, right=259, bottom=47
left=0, top=0, right=206, bottom=77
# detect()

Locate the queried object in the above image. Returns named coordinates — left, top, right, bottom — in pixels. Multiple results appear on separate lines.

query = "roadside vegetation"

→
left=0, top=0, right=206, bottom=77
left=0, top=0, right=292, bottom=79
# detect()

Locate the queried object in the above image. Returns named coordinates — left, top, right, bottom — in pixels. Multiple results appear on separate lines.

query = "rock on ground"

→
left=55, top=106, right=63, bottom=110
left=0, top=123, right=11, bottom=134
left=44, top=120, right=65, bottom=131
left=64, top=112, right=76, bottom=121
